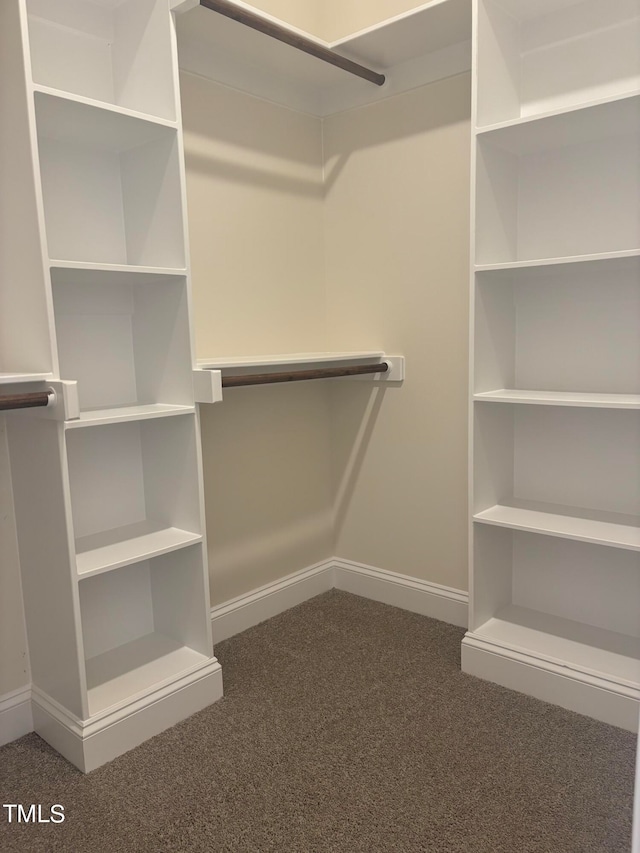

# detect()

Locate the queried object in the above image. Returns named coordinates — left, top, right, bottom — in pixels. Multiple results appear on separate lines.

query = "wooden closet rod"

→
left=0, top=391, right=52, bottom=412
left=199, top=0, right=386, bottom=86
left=223, top=362, right=389, bottom=387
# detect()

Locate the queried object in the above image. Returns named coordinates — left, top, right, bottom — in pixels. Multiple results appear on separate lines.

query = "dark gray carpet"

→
left=0, top=590, right=636, bottom=852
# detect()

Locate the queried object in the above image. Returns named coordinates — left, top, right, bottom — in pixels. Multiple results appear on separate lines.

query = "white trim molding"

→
left=0, top=685, right=33, bottom=746
left=31, top=660, right=223, bottom=772
left=211, top=557, right=468, bottom=644
left=211, top=560, right=335, bottom=644
left=332, top=559, right=468, bottom=628
left=462, top=634, right=640, bottom=733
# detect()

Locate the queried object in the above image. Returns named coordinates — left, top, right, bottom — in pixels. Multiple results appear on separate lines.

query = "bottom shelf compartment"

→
left=471, top=526, right=640, bottom=687
left=85, top=632, right=209, bottom=717
left=474, top=604, right=640, bottom=686
left=78, top=544, right=211, bottom=716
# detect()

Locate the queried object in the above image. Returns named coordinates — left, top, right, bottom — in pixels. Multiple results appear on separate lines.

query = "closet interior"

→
left=0, top=0, right=638, bottom=771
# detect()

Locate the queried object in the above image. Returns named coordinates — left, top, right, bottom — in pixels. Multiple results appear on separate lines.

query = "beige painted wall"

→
left=181, top=69, right=471, bottom=601
left=180, top=72, right=333, bottom=604
left=0, top=417, right=30, bottom=694
left=324, top=73, right=471, bottom=590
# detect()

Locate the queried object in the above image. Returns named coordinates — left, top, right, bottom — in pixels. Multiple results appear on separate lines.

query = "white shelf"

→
left=197, top=351, right=384, bottom=369
left=53, top=271, right=193, bottom=412
left=175, top=0, right=471, bottom=116
left=65, top=405, right=195, bottom=429
left=0, top=372, right=52, bottom=385
left=474, top=391, right=640, bottom=409
left=474, top=259, right=640, bottom=397
left=76, top=521, right=202, bottom=578
left=34, top=89, right=177, bottom=151
left=475, top=120, right=640, bottom=263
left=333, top=0, right=471, bottom=65
left=32, top=85, right=177, bottom=131
left=476, top=91, right=640, bottom=155
left=50, top=261, right=187, bottom=283
left=476, top=0, right=640, bottom=126
left=475, top=249, right=640, bottom=274
left=477, top=89, right=640, bottom=136
left=66, top=417, right=202, bottom=544
left=477, top=92, right=640, bottom=156
left=474, top=502, right=640, bottom=551
left=85, top=632, right=209, bottom=716
left=36, top=92, right=185, bottom=268
left=475, top=405, right=640, bottom=522
left=26, top=0, right=177, bottom=121
left=474, top=605, right=640, bottom=687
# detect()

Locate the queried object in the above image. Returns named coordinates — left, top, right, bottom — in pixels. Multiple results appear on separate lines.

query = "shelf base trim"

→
left=31, top=661, right=222, bottom=772
left=462, top=637, right=640, bottom=732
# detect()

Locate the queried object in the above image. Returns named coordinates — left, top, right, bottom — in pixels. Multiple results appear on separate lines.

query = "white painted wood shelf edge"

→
left=474, top=503, right=640, bottom=551
left=49, top=261, right=187, bottom=279
left=475, top=88, right=640, bottom=141
left=34, top=89, right=179, bottom=152
left=475, top=249, right=640, bottom=274
left=76, top=522, right=202, bottom=579
left=473, top=390, right=640, bottom=409
left=64, top=405, right=195, bottom=429
left=31, top=84, right=179, bottom=131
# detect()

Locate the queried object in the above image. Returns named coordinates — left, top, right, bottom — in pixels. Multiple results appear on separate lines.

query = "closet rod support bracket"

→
left=193, top=368, right=223, bottom=404
left=44, top=380, right=80, bottom=421
left=0, top=380, right=79, bottom=421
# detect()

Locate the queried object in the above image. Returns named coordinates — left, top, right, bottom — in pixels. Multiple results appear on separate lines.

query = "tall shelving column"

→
left=2, top=0, right=222, bottom=772
left=462, top=0, right=640, bottom=730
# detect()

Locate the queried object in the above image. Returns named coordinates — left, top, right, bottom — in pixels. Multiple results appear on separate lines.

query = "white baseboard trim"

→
left=211, top=557, right=468, bottom=643
left=211, top=560, right=334, bottom=644
left=31, top=662, right=223, bottom=772
left=332, top=558, right=468, bottom=629
left=0, top=685, right=33, bottom=746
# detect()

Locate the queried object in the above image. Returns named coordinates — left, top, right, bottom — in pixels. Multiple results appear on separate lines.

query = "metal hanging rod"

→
left=223, top=362, right=389, bottom=387
left=199, top=0, right=386, bottom=87
left=0, top=390, right=53, bottom=412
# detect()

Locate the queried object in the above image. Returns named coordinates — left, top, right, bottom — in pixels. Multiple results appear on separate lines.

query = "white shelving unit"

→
left=1, top=0, right=222, bottom=771
left=463, top=0, right=640, bottom=730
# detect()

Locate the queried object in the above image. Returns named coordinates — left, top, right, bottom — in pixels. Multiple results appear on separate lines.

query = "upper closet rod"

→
left=0, top=391, right=52, bottom=411
left=223, top=362, right=389, bottom=387
left=199, top=0, right=386, bottom=86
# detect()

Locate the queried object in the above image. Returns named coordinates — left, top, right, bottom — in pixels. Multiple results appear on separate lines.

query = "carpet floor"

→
left=0, top=590, right=636, bottom=852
